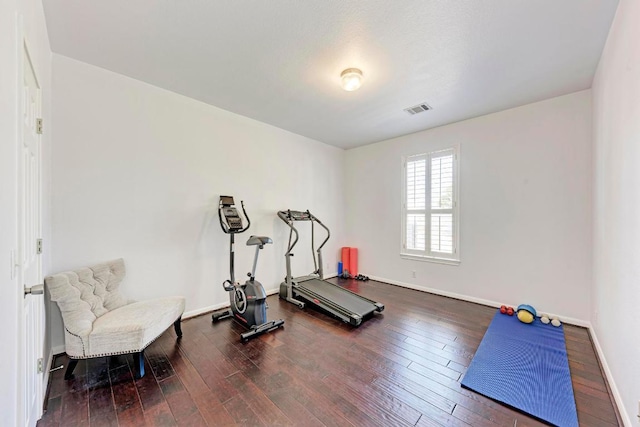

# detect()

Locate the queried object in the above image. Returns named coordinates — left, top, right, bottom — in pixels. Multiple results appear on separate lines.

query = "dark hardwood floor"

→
left=38, top=278, right=621, bottom=426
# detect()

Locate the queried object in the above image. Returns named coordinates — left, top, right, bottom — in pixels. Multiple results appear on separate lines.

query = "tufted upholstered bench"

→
left=45, top=258, right=185, bottom=379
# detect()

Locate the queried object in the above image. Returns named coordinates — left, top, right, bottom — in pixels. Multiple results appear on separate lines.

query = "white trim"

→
left=400, top=254, right=461, bottom=266
left=367, top=274, right=589, bottom=327
left=182, top=302, right=229, bottom=320
left=401, top=146, right=460, bottom=262
left=587, top=326, right=631, bottom=427
left=183, top=274, right=337, bottom=319
left=183, top=289, right=279, bottom=319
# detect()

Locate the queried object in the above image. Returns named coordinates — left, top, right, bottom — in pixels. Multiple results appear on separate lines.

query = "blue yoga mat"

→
left=461, top=311, right=578, bottom=427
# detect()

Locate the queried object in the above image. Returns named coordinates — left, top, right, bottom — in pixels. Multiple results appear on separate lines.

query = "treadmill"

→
left=277, top=209, right=384, bottom=326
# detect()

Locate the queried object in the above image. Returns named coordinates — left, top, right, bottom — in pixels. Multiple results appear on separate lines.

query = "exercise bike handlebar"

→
left=239, top=201, right=251, bottom=233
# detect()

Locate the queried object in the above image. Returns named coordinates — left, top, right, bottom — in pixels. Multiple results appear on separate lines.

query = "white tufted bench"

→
left=45, top=258, right=185, bottom=379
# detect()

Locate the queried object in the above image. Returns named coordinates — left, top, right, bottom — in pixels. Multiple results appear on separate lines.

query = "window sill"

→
left=400, top=254, right=461, bottom=266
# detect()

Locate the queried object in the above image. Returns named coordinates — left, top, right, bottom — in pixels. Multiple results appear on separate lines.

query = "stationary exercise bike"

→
left=211, top=196, right=284, bottom=342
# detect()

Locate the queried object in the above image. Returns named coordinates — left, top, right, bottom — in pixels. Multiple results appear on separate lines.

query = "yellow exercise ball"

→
left=517, top=310, right=535, bottom=324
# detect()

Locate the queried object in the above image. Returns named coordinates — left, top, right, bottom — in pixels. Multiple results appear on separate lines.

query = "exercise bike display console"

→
left=220, top=202, right=244, bottom=231
left=212, top=196, right=284, bottom=342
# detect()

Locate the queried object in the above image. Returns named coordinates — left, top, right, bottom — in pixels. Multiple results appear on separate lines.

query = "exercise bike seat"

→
left=246, top=235, right=272, bottom=246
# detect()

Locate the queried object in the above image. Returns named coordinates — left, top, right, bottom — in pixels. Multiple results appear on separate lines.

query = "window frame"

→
left=401, top=146, right=460, bottom=265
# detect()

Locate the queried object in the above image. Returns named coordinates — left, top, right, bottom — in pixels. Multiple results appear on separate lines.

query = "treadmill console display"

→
left=286, top=210, right=312, bottom=221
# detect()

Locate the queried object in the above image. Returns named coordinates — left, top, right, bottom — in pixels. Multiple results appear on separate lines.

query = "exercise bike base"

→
left=240, top=319, right=285, bottom=342
left=211, top=308, right=233, bottom=322
left=213, top=309, right=284, bottom=342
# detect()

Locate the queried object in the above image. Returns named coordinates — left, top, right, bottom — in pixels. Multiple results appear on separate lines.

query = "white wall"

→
left=0, top=2, right=20, bottom=422
left=345, top=90, right=592, bottom=322
left=0, top=0, right=52, bottom=424
left=51, top=55, right=346, bottom=348
left=592, top=0, right=640, bottom=423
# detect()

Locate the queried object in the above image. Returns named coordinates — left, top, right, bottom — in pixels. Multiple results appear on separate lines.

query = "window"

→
left=402, top=147, right=459, bottom=263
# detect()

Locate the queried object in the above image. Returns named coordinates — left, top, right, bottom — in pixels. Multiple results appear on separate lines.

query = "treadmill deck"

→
left=291, top=278, right=384, bottom=325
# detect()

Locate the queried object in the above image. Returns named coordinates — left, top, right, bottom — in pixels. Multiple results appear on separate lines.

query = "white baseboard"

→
left=587, top=326, right=631, bottom=426
left=182, top=288, right=281, bottom=319
left=183, top=301, right=229, bottom=319
left=183, top=274, right=339, bottom=320
left=368, top=274, right=590, bottom=327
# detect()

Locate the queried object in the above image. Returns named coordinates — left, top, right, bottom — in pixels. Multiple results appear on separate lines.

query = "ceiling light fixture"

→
left=340, top=68, right=363, bottom=91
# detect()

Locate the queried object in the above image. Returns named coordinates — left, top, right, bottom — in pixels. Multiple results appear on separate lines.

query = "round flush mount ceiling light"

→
left=340, top=68, right=363, bottom=91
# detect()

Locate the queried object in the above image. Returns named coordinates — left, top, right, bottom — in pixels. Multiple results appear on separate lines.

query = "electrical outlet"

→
left=412, top=271, right=416, bottom=278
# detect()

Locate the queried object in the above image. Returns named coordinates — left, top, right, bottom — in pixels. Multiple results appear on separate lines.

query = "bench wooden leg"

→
left=174, top=317, right=183, bottom=338
left=64, top=358, right=79, bottom=380
left=133, top=351, right=145, bottom=379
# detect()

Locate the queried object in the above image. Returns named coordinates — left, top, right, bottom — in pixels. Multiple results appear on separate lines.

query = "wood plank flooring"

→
left=38, top=278, right=621, bottom=426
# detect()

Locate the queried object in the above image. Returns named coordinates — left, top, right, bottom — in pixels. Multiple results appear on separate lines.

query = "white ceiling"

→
left=43, top=1, right=618, bottom=149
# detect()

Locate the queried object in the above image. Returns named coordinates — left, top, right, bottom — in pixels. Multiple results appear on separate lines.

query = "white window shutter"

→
left=406, top=158, right=426, bottom=210
left=402, top=148, right=458, bottom=261
left=431, top=154, right=454, bottom=210
left=430, top=152, right=454, bottom=254
left=406, top=213, right=426, bottom=250
left=405, top=156, right=427, bottom=251
left=431, top=213, right=453, bottom=253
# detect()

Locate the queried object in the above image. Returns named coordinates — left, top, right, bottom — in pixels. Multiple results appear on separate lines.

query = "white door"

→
left=19, top=41, right=45, bottom=427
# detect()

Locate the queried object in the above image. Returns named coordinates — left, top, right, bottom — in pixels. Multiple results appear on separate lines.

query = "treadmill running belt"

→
left=298, top=278, right=377, bottom=316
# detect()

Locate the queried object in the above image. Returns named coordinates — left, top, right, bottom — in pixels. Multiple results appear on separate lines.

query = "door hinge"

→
left=36, top=118, right=43, bottom=134
left=37, top=358, right=43, bottom=373
left=36, top=238, right=42, bottom=254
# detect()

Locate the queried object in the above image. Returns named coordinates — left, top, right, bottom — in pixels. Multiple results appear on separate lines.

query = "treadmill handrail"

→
left=277, top=210, right=330, bottom=253
left=277, top=210, right=299, bottom=256
left=307, top=211, right=331, bottom=252
left=277, top=210, right=331, bottom=280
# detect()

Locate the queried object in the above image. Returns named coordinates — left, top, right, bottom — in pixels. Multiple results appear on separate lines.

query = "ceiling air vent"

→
left=404, top=102, right=432, bottom=115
